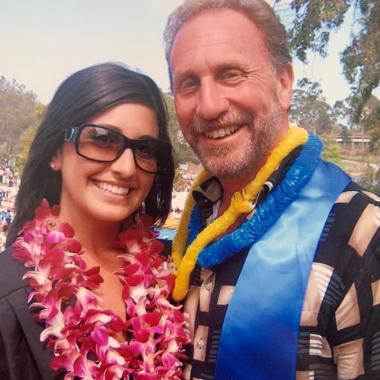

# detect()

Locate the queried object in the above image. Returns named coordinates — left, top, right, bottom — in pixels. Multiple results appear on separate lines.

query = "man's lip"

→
left=204, top=125, right=242, bottom=139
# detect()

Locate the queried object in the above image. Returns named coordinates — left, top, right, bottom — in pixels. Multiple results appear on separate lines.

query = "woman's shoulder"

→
left=0, top=247, right=29, bottom=299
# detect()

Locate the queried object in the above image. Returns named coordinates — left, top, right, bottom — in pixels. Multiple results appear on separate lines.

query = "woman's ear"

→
left=50, top=149, right=62, bottom=171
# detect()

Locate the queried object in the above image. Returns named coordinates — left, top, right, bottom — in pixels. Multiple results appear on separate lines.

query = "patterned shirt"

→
left=184, top=176, right=380, bottom=380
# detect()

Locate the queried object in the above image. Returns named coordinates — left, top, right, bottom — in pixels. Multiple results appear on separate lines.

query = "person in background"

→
left=163, top=1, right=380, bottom=379
left=0, top=63, right=189, bottom=379
left=0, top=212, right=5, bottom=232
left=5, top=209, right=11, bottom=225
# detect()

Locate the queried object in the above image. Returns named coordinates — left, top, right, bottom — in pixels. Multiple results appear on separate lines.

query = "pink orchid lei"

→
left=12, top=199, right=190, bottom=379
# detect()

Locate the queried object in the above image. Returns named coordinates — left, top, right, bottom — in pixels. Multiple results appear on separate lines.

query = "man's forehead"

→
left=169, top=9, right=268, bottom=71
left=172, top=8, right=256, bottom=40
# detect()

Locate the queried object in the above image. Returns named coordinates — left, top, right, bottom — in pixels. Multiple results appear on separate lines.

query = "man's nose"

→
left=110, top=148, right=137, bottom=177
left=196, top=79, right=229, bottom=120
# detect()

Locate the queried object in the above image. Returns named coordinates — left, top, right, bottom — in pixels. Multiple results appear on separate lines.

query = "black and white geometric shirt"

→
left=184, top=175, right=380, bottom=380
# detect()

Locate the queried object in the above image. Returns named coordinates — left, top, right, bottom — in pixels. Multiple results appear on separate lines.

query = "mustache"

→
left=190, top=109, right=253, bottom=133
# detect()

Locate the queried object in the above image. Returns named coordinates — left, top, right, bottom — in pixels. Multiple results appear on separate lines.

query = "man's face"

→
left=170, top=8, right=293, bottom=181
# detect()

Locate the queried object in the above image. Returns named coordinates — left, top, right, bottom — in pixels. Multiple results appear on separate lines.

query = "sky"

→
left=1, top=0, right=374, bottom=106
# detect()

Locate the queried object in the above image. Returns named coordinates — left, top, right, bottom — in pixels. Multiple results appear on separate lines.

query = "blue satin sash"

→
left=214, top=161, right=350, bottom=379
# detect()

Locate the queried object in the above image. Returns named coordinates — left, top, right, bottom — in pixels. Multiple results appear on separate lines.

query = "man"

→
left=164, top=1, right=380, bottom=379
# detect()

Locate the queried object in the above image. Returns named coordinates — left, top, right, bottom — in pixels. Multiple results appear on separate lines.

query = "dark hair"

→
left=164, top=0, right=291, bottom=82
left=6, top=63, right=174, bottom=247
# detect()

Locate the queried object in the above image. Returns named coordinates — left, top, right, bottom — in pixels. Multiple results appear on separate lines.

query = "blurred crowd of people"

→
left=0, top=163, right=17, bottom=250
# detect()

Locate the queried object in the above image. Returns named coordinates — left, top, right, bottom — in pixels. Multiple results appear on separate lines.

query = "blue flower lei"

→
left=187, top=134, right=323, bottom=268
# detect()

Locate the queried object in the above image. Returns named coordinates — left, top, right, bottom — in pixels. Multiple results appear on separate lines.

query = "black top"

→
left=0, top=248, right=61, bottom=380
left=0, top=238, right=173, bottom=380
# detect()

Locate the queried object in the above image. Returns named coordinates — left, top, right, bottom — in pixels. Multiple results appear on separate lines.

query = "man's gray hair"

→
left=164, top=0, right=291, bottom=75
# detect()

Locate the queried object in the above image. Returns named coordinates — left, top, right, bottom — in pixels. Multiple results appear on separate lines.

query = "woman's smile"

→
left=93, top=180, right=131, bottom=197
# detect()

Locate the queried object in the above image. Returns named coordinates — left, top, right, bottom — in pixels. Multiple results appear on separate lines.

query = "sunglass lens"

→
left=78, top=126, right=122, bottom=161
left=134, top=139, right=171, bottom=173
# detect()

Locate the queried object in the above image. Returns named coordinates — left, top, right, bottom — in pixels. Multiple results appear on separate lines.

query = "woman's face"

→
left=53, top=103, right=158, bottom=227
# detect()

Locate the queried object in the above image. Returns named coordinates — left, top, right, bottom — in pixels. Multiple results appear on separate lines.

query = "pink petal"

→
left=46, top=230, right=65, bottom=244
left=130, top=341, right=144, bottom=357
left=143, top=312, right=161, bottom=327
left=91, top=326, right=108, bottom=345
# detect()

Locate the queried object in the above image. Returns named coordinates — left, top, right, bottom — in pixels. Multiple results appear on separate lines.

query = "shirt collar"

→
left=192, top=146, right=303, bottom=226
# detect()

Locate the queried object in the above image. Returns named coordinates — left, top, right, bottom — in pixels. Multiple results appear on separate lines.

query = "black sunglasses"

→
left=64, top=124, right=171, bottom=174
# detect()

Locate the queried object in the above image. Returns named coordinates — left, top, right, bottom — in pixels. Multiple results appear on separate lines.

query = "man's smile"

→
left=204, top=125, right=241, bottom=139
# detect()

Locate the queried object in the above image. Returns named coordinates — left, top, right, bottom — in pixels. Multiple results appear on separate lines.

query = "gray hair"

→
left=164, top=0, right=291, bottom=76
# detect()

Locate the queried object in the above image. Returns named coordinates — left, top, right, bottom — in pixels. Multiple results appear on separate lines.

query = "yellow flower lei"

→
left=171, top=125, right=308, bottom=301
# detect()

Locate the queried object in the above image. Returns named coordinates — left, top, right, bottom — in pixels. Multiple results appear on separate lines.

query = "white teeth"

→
left=95, top=182, right=130, bottom=196
left=205, top=125, right=240, bottom=139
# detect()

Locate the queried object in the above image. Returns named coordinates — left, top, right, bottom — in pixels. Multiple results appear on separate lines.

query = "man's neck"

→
left=216, top=125, right=290, bottom=215
left=217, top=170, right=260, bottom=216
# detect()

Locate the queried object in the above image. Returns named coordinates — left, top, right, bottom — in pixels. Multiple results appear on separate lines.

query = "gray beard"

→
left=193, top=105, right=285, bottom=179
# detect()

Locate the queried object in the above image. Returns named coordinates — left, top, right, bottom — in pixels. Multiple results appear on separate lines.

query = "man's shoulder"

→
left=327, top=180, right=380, bottom=231
left=335, top=181, right=380, bottom=214
left=0, top=247, right=29, bottom=299
left=315, top=180, right=380, bottom=267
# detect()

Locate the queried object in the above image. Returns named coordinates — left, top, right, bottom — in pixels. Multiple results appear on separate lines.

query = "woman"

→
left=0, top=63, right=189, bottom=379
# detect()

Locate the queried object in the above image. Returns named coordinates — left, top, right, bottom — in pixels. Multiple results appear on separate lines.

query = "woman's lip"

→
left=93, top=180, right=131, bottom=196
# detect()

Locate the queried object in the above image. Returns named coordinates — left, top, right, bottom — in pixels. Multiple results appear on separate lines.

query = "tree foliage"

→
left=0, top=76, right=38, bottom=159
left=285, top=0, right=380, bottom=122
left=290, top=78, right=334, bottom=134
left=16, top=103, right=47, bottom=174
left=163, top=93, right=199, bottom=165
left=360, top=95, right=380, bottom=151
left=321, top=139, right=342, bottom=164
left=331, top=98, right=355, bottom=129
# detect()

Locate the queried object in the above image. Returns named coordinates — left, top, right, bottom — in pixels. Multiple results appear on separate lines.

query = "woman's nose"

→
left=110, top=148, right=137, bottom=177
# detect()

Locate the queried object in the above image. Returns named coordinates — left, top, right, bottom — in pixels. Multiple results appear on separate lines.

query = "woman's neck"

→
left=58, top=208, right=124, bottom=266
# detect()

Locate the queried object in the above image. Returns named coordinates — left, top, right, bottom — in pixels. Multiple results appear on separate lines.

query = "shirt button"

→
left=196, top=337, right=205, bottom=350
left=204, top=280, right=213, bottom=291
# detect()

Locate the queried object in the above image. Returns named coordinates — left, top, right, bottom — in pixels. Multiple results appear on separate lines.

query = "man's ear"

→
left=276, top=63, right=294, bottom=111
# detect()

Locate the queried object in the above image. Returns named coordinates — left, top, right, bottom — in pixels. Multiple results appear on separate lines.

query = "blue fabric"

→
left=197, top=135, right=322, bottom=268
left=214, top=161, right=350, bottom=380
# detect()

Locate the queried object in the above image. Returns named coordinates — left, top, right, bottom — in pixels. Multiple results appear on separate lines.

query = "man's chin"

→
left=199, top=156, right=253, bottom=179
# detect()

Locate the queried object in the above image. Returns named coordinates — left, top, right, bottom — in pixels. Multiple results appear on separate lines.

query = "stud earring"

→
left=140, top=201, right=146, bottom=214
left=50, top=162, right=55, bottom=170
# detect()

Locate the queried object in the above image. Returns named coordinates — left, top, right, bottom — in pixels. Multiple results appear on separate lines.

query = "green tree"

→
left=285, top=0, right=380, bottom=122
left=0, top=76, right=37, bottom=159
left=16, top=103, right=47, bottom=174
left=163, top=93, right=199, bottom=166
left=340, top=125, right=352, bottom=146
left=360, top=95, right=380, bottom=151
left=289, top=78, right=334, bottom=134
left=321, top=138, right=342, bottom=164
left=331, top=98, right=355, bottom=130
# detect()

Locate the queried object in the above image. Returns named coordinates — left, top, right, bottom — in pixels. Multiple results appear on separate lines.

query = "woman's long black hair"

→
left=6, top=63, right=175, bottom=247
